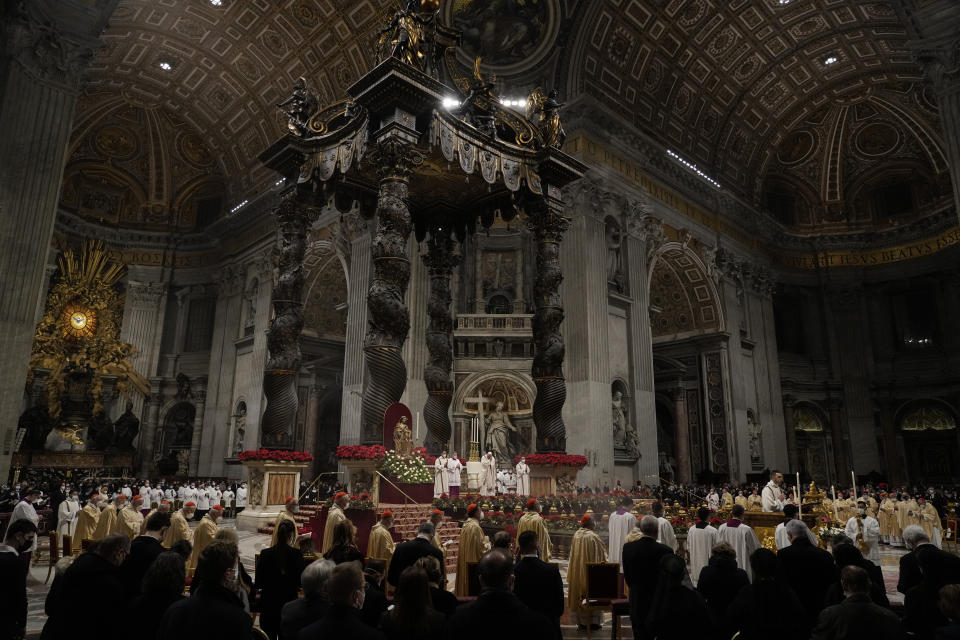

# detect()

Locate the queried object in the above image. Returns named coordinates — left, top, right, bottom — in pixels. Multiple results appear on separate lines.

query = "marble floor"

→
left=22, top=521, right=916, bottom=638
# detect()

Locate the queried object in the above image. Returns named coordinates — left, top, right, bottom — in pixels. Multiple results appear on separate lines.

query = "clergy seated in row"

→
left=322, top=492, right=350, bottom=554
left=517, top=498, right=552, bottom=559
left=513, top=530, right=564, bottom=639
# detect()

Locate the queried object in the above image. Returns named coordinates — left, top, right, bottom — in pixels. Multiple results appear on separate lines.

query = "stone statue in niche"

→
left=176, top=373, right=192, bottom=400
left=483, top=400, right=517, bottom=467
left=393, top=415, right=413, bottom=457
left=112, top=401, right=140, bottom=451
left=659, top=451, right=675, bottom=483
left=747, top=409, right=763, bottom=467
left=605, top=218, right=624, bottom=292
left=245, top=279, right=259, bottom=328
left=612, top=390, right=628, bottom=443
left=233, top=402, right=247, bottom=456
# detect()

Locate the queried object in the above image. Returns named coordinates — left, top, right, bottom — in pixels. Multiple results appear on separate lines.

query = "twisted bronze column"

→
left=422, top=227, right=459, bottom=452
left=361, top=138, right=422, bottom=444
left=261, top=193, right=311, bottom=448
left=528, top=201, right=569, bottom=452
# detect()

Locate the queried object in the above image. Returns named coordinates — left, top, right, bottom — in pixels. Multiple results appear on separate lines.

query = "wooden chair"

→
left=45, top=531, right=60, bottom=584
left=945, top=519, right=957, bottom=550
left=466, top=561, right=481, bottom=597
left=62, top=534, right=72, bottom=558
left=581, top=562, right=626, bottom=640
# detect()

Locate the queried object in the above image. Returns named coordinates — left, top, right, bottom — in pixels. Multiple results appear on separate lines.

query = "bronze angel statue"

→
left=277, top=77, right=318, bottom=136
left=525, top=87, right=566, bottom=149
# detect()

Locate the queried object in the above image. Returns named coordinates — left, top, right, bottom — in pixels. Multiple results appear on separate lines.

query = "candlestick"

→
left=832, top=485, right=838, bottom=521
left=415, top=411, right=419, bottom=440
left=797, top=471, right=802, bottom=518
left=851, top=470, right=857, bottom=502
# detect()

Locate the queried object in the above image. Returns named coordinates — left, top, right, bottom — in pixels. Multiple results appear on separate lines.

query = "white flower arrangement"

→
left=378, top=449, right=433, bottom=483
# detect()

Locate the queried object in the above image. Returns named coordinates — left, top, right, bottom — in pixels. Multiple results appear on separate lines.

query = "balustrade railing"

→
left=454, top=314, right=533, bottom=332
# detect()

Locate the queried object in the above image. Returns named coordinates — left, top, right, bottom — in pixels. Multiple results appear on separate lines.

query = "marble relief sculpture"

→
left=483, top=400, right=517, bottom=466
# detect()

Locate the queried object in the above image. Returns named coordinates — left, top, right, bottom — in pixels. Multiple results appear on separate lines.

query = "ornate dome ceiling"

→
left=61, top=90, right=225, bottom=230
left=66, top=0, right=952, bottom=237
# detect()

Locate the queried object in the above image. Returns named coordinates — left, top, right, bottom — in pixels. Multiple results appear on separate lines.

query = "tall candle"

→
left=832, top=485, right=839, bottom=521
left=797, top=471, right=802, bottom=517
left=851, top=471, right=857, bottom=501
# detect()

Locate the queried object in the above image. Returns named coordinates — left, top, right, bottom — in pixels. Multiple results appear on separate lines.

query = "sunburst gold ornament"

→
left=28, top=240, right=148, bottom=418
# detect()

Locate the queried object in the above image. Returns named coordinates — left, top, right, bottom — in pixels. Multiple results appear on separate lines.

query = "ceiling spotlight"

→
left=823, top=55, right=838, bottom=65
left=158, top=60, right=173, bottom=71
left=209, top=0, right=222, bottom=5
left=778, top=0, right=792, bottom=4
left=441, top=97, right=460, bottom=109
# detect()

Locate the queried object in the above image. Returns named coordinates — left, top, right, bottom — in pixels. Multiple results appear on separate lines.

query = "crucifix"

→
left=463, top=390, right=489, bottom=461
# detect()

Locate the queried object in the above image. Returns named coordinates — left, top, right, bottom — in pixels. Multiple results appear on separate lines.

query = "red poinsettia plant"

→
left=513, top=453, right=588, bottom=468
left=334, top=445, right=388, bottom=461
left=238, top=449, right=314, bottom=462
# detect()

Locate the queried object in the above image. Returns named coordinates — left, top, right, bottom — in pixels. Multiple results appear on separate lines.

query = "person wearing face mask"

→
left=187, top=504, right=222, bottom=576
left=73, top=494, right=102, bottom=553
left=366, top=510, right=396, bottom=579
left=163, top=501, right=196, bottom=548
left=297, top=561, right=383, bottom=640
left=8, top=487, right=41, bottom=566
left=158, top=540, right=252, bottom=639
left=235, top=482, right=247, bottom=514
left=0, top=519, right=38, bottom=640
left=57, top=489, right=81, bottom=541
left=845, top=499, right=881, bottom=565
left=196, top=482, right=210, bottom=520
left=455, top=503, right=492, bottom=596
left=273, top=497, right=307, bottom=548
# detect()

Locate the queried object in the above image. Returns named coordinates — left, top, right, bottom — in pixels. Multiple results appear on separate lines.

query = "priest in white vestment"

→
left=446, top=453, right=463, bottom=497
left=607, top=496, right=636, bottom=566
left=761, top=470, right=786, bottom=512
left=845, top=499, right=881, bottom=564
left=515, top=457, right=531, bottom=495
left=57, top=490, right=81, bottom=540
left=687, top=507, right=718, bottom=584
left=479, top=451, right=497, bottom=495
left=652, top=501, right=677, bottom=552
left=433, top=452, right=450, bottom=498
left=706, top=489, right=720, bottom=512
left=717, top=504, right=760, bottom=581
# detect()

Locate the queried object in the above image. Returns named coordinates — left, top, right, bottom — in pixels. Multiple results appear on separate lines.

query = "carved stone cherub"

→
left=277, top=77, right=318, bottom=136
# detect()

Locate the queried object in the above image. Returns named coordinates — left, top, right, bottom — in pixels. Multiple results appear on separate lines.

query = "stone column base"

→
left=236, top=506, right=282, bottom=532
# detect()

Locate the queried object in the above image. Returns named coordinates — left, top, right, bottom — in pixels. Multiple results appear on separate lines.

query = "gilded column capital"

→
left=125, top=281, right=166, bottom=307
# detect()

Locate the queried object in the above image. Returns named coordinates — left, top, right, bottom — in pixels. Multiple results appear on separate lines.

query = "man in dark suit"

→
left=778, top=519, right=836, bottom=633
left=0, top=518, right=37, bottom=640
left=280, top=558, right=334, bottom=640
left=122, top=511, right=170, bottom=595
left=622, top=515, right=674, bottom=640
left=811, top=566, right=903, bottom=640
left=514, top=530, right=564, bottom=639
left=446, top=549, right=551, bottom=640
left=298, top=561, right=385, bottom=640
left=898, top=524, right=960, bottom=594
left=256, top=519, right=306, bottom=640
left=386, top=521, right=444, bottom=588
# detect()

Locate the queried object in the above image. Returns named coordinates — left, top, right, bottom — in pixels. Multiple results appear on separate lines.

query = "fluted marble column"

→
left=120, top=277, right=168, bottom=420
left=140, top=379, right=164, bottom=476
left=188, top=385, right=207, bottom=476
left=0, top=0, right=117, bottom=481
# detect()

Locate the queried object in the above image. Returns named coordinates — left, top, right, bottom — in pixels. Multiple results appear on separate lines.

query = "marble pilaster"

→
left=339, top=219, right=371, bottom=447
left=561, top=205, right=614, bottom=488
left=0, top=0, right=117, bottom=482
left=140, top=378, right=164, bottom=475
left=120, top=276, right=168, bottom=420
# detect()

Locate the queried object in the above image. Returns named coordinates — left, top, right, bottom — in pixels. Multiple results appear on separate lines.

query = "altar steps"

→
left=379, top=502, right=460, bottom=574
